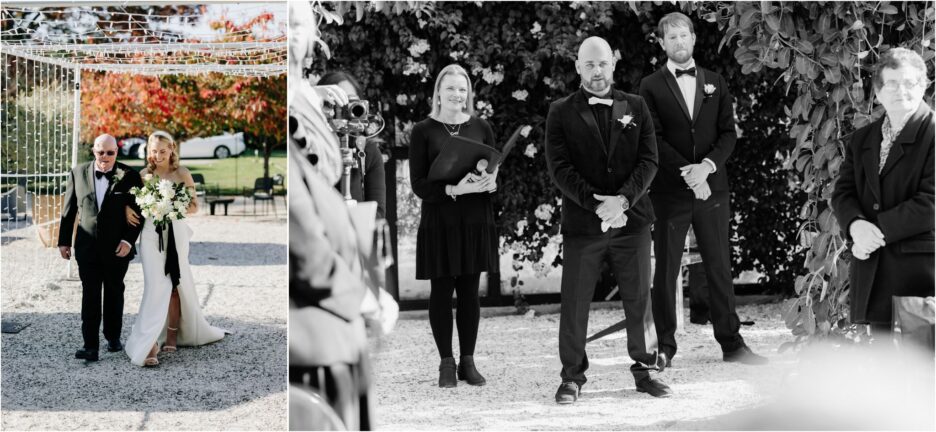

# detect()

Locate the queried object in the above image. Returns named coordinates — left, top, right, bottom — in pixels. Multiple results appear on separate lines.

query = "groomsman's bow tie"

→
left=588, top=97, right=613, bottom=106
left=95, top=170, right=114, bottom=180
left=675, top=67, right=696, bottom=78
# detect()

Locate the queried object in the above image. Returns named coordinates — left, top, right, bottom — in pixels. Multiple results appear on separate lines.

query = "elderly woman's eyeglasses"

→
left=94, top=150, right=117, bottom=157
left=881, top=79, right=923, bottom=91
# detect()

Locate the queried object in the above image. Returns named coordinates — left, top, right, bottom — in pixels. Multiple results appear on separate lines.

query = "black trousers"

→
left=650, top=190, right=743, bottom=358
left=559, top=227, right=659, bottom=386
left=77, top=256, right=130, bottom=350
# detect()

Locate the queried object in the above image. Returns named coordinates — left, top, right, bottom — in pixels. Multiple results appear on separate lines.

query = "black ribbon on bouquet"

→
left=155, top=223, right=182, bottom=288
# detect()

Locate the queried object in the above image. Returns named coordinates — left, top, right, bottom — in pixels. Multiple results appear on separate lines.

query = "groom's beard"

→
left=582, top=76, right=612, bottom=94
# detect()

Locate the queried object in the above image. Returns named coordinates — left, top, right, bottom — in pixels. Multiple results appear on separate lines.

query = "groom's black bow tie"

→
left=675, top=67, right=696, bottom=78
left=95, top=170, right=115, bottom=180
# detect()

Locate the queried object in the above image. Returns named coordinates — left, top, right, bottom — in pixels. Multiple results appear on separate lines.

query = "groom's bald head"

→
left=577, top=37, right=613, bottom=61
left=576, top=37, right=615, bottom=95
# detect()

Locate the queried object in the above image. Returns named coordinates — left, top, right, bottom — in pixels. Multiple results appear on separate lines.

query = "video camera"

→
left=324, top=97, right=383, bottom=138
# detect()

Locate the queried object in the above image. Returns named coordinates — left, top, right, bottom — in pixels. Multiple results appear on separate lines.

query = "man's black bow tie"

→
left=95, top=170, right=115, bottom=180
left=675, top=67, right=696, bottom=78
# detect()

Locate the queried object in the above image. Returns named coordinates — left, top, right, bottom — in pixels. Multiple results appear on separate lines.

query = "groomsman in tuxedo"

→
left=58, top=134, right=143, bottom=362
left=546, top=36, right=670, bottom=404
left=638, top=12, right=766, bottom=365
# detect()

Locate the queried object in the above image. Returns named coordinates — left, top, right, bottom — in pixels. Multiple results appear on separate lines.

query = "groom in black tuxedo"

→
left=638, top=12, right=766, bottom=365
left=546, top=36, right=670, bottom=404
left=58, top=134, right=143, bottom=361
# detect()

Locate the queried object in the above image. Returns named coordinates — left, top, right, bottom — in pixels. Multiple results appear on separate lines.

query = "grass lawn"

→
left=122, top=149, right=286, bottom=196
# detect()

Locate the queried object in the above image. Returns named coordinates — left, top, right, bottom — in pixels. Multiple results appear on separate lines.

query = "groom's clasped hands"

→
left=593, top=194, right=628, bottom=231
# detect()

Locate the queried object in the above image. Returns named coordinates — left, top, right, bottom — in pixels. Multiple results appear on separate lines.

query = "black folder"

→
left=426, top=126, right=524, bottom=183
left=427, top=136, right=501, bottom=183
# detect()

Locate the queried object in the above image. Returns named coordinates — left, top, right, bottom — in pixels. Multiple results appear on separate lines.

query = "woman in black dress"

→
left=409, top=64, right=499, bottom=388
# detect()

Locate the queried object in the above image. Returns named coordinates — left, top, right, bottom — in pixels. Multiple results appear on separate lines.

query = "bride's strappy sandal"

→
left=162, top=327, right=178, bottom=353
left=144, top=343, right=159, bottom=367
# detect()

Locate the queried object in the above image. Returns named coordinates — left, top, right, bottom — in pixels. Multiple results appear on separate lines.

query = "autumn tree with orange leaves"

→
left=80, top=10, right=286, bottom=178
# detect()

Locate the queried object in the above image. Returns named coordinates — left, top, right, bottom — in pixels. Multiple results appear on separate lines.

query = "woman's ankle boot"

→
left=438, top=357, right=457, bottom=388
left=457, top=355, right=486, bottom=386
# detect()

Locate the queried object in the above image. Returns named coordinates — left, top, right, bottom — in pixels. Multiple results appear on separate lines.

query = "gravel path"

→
left=368, top=301, right=795, bottom=430
left=1, top=214, right=287, bottom=431
left=369, top=301, right=934, bottom=430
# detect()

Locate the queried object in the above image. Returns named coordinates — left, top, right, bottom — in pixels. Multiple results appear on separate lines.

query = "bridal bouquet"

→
left=130, top=176, right=193, bottom=228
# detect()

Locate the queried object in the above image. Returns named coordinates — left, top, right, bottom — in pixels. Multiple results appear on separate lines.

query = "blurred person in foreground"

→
left=287, top=2, right=396, bottom=430
left=317, top=71, right=387, bottom=219
left=408, top=64, right=499, bottom=388
left=831, top=47, right=934, bottom=343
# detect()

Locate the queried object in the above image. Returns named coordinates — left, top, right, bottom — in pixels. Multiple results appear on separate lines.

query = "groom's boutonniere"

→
left=618, top=114, right=635, bottom=130
left=703, top=84, right=716, bottom=99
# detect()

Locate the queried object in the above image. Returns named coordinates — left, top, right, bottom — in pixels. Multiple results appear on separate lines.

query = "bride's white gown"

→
left=125, top=218, right=226, bottom=366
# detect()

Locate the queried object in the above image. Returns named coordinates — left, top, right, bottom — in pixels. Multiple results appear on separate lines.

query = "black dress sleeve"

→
left=409, top=121, right=451, bottom=203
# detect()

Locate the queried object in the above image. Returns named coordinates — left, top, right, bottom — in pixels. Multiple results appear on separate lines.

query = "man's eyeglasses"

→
left=881, top=79, right=923, bottom=91
left=94, top=150, right=117, bottom=157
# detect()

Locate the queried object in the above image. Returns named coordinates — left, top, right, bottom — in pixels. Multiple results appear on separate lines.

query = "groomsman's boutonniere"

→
left=618, top=114, right=635, bottom=129
left=113, top=168, right=125, bottom=183
left=703, top=84, right=716, bottom=99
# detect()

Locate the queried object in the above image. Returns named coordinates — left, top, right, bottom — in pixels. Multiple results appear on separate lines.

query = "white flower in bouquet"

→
left=519, top=125, right=533, bottom=138
left=475, top=100, right=494, bottom=119
left=534, top=203, right=554, bottom=221
left=524, top=143, right=538, bottom=159
left=396, top=94, right=408, bottom=105
left=512, top=90, right=529, bottom=101
left=158, top=179, right=176, bottom=199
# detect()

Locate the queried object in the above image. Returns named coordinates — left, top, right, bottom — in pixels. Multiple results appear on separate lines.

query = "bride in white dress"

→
left=124, top=131, right=225, bottom=367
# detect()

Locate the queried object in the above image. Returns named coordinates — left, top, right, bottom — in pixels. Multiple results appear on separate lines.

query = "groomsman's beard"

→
left=667, top=48, right=693, bottom=65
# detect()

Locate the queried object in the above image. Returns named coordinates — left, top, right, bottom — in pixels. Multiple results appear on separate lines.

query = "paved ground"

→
left=1, top=212, right=287, bottom=431
left=368, top=300, right=935, bottom=430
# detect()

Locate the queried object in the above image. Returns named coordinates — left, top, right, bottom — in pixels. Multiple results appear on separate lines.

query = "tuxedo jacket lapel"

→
left=662, top=69, right=691, bottom=122
left=573, top=92, right=607, bottom=156
left=608, top=92, right=630, bottom=159
left=691, top=68, right=705, bottom=124
left=86, top=163, right=100, bottom=215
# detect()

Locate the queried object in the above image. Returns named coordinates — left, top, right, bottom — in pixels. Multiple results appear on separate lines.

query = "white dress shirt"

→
left=94, top=168, right=110, bottom=209
left=94, top=166, right=132, bottom=250
left=665, top=58, right=717, bottom=173
left=666, top=58, right=697, bottom=120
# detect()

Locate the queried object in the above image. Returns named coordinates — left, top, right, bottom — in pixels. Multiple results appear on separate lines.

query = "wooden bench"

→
left=206, top=197, right=234, bottom=216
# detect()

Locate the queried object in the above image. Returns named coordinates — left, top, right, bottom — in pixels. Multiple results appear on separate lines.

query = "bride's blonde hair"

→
left=146, top=130, right=179, bottom=171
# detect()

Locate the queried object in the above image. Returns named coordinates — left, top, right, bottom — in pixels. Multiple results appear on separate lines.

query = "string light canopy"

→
left=0, top=2, right=287, bottom=77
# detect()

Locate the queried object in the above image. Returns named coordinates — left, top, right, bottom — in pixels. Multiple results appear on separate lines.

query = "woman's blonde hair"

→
left=429, top=64, right=475, bottom=118
left=146, top=130, right=180, bottom=171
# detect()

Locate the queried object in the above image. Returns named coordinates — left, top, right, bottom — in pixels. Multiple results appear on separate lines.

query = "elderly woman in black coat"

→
left=831, top=47, right=934, bottom=340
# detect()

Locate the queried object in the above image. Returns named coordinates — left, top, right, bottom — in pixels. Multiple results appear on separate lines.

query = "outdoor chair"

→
left=247, top=177, right=277, bottom=216
left=191, top=173, right=207, bottom=208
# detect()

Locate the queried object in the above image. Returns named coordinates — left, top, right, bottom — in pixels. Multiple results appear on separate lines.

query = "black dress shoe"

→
left=75, top=349, right=99, bottom=362
left=636, top=377, right=672, bottom=398
left=106, top=340, right=123, bottom=352
left=457, top=355, right=486, bottom=386
left=554, top=381, right=580, bottom=404
left=723, top=345, right=768, bottom=365
left=689, top=315, right=710, bottom=325
left=438, top=357, right=457, bottom=388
